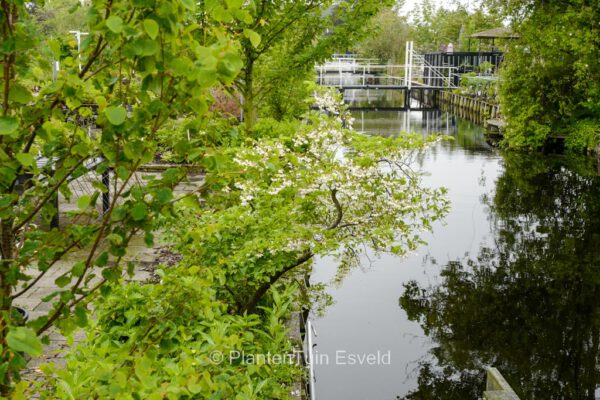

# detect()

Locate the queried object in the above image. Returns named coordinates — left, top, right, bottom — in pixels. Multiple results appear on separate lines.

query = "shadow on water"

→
left=400, top=153, right=600, bottom=400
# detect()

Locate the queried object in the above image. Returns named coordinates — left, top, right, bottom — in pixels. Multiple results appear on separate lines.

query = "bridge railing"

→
left=317, top=74, right=406, bottom=88
left=317, top=54, right=458, bottom=88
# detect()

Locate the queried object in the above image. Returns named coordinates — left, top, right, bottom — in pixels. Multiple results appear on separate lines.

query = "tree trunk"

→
left=243, top=57, right=255, bottom=132
left=0, top=218, right=14, bottom=395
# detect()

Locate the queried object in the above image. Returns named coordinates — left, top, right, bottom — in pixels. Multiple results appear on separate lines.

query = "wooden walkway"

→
left=19, top=170, right=204, bottom=386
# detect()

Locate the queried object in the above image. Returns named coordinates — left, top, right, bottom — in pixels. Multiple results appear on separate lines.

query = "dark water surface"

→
left=310, top=110, right=600, bottom=399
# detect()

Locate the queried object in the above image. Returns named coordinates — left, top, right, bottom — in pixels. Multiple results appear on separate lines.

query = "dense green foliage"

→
left=34, top=267, right=302, bottom=399
left=0, top=0, right=241, bottom=393
left=29, top=0, right=87, bottom=38
left=228, top=0, right=393, bottom=129
left=494, top=0, right=600, bottom=151
left=22, top=90, right=449, bottom=399
left=355, top=6, right=411, bottom=63
left=179, top=91, right=449, bottom=314
left=457, top=72, right=498, bottom=100
left=410, top=0, right=503, bottom=52
left=355, top=2, right=504, bottom=61
left=0, top=0, right=451, bottom=396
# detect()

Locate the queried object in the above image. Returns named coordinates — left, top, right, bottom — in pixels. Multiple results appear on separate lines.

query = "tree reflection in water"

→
left=400, top=154, right=600, bottom=400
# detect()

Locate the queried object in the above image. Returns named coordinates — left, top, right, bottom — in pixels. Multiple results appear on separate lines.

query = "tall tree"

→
left=0, top=0, right=241, bottom=392
left=489, top=0, right=600, bottom=150
left=411, top=1, right=503, bottom=52
left=209, top=0, right=393, bottom=130
left=355, top=6, right=412, bottom=63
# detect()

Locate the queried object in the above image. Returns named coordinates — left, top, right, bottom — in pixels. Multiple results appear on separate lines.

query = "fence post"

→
left=307, top=321, right=317, bottom=400
left=50, top=166, right=59, bottom=229
left=102, top=162, right=111, bottom=216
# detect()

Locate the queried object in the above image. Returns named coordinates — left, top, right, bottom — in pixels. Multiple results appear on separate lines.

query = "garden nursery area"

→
left=1, top=0, right=599, bottom=399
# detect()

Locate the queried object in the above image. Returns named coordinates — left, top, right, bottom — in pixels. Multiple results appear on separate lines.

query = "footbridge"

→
left=316, top=42, right=458, bottom=110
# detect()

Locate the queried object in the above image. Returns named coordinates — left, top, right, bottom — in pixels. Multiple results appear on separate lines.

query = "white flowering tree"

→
left=179, top=89, right=449, bottom=314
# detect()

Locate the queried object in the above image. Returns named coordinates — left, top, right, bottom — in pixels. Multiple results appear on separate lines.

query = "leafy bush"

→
left=457, top=72, right=498, bottom=100
left=34, top=266, right=303, bottom=399
left=173, top=89, right=449, bottom=315
left=565, top=119, right=600, bottom=154
left=155, top=115, right=241, bottom=163
left=498, top=0, right=600, bottom=151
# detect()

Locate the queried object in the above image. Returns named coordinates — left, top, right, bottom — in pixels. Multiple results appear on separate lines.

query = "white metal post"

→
left=408, top=41, right=413, bottom=91
left=52, top=61, right=60, bottom=81
left=69, top=30, right=89, bottom=72
left=404, top=41, right=409, bottom=87
left=307, top=321, right=317, bottom=400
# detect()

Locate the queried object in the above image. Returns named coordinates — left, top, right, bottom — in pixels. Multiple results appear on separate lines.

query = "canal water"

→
left=310, top=110, right=600, bottom=399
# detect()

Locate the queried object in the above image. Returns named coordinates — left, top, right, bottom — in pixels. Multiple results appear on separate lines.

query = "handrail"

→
left=316, top=43, right=460, bottom=90
left=306, top=320, right=317, bottom=400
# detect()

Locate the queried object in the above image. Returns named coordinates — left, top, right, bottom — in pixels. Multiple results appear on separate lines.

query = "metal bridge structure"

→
left=315, top=42, right=458, bottom=110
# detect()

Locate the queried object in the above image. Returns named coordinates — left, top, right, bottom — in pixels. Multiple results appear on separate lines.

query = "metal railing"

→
left=306, top=320, right=317, bottom=400
left=316, top=42, right=458, bottom=90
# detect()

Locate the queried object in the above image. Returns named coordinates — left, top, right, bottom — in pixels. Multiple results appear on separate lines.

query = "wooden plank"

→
left=483, top=367, right=520, bottom=400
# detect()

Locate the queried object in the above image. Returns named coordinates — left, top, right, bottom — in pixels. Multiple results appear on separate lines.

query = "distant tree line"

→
left=355, top=0, right=503, bottom=63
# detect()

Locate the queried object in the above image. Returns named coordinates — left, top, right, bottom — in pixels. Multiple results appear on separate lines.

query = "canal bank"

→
left=436, top=91, right=500, bottom=127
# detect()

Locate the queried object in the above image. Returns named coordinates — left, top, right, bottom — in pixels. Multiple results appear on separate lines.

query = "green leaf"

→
left=194, top=68, right=217, bottom=88
left=139, top=39, right=159, bottom=56
left=55, top=275, right=71, bottom=288
left=0, top=116, right=18, bottom=136
left=106, top=16, right=124, bottom=33
left=15, top=153, right=35, bottom=167
left=6, top=327, right=43, bottom=357
left=131, top=203, right=148, bottom=221
left=188, top=383, right=203, bottom=395
left=244, top=29, right=261, bottom=48
left=72, top=261, right=86, bottom=277
left=106, top=233, right=123, bottom=245
left=95, top=251, right=109, bottom=267
left=226, top=0, right=243, bottom=8
left=180, top=0, right=196, bottom=11
left=155, top=188, right=173, bottom=204
left=74, top=305, right=88, bottom=328
left=48, top=39, right=61, bottom=59
left=143, top=19, right=159, bottom=39
left=77, top=195, right=92, bottom=210
left=105, top=106, right=127, bottom=126
left=233, top=9, right=253, bottom=24
left=9, top=84, right=33, bottom=104
left=144, top=232, right=154, bottom=246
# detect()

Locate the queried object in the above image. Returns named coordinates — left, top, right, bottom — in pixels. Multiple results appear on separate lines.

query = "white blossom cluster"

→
left=314, top=90, right=343, bottom=115
left=313, top=89, right=354, bottom=130
left=231, top=90, right=448, bottom=258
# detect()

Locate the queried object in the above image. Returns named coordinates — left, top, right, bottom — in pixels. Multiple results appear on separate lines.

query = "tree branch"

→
left=240, top=250, right=313, bottom=315
left=327, top=188, right=343, bottom=230
left=11, top=237, right=84, bottom=299
left=13, top=156, right=89, bottom=233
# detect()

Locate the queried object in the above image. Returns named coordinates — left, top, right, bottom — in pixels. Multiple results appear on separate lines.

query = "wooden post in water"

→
left=483, top=368, right=520, bottom=400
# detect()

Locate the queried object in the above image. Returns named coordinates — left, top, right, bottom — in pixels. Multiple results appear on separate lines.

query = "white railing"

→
left=316, top=42, right=458, bottom=89
left=408, top=43, right=458, bottom=88
left=306, top=320, right=317, bottom=400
